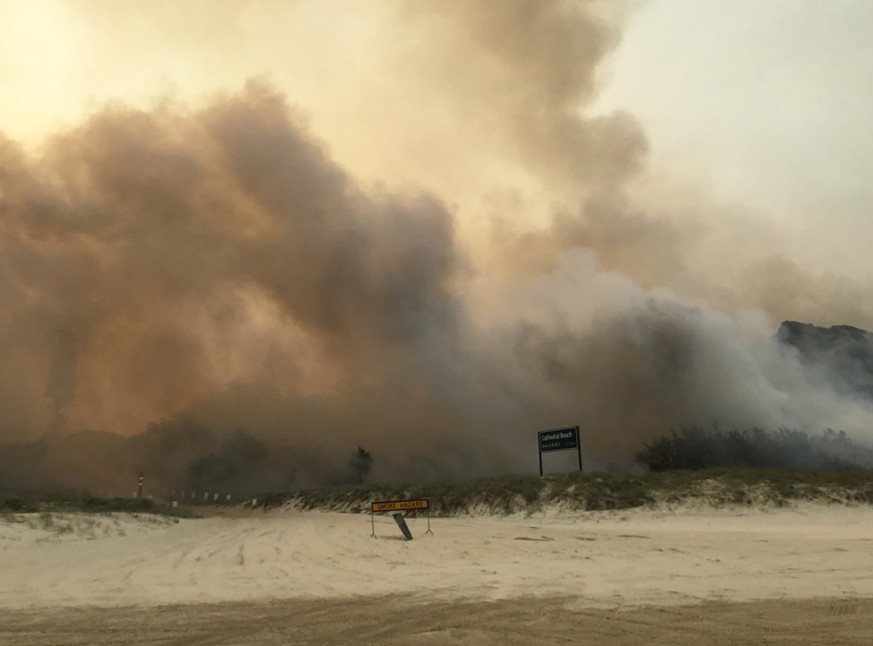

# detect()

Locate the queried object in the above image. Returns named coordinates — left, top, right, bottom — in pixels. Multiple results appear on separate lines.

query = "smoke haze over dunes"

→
left=2, top=1, right=873, bottom=491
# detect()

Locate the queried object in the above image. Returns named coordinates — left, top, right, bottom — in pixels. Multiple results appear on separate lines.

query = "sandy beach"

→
left=2, top=504, right=873, bottom=644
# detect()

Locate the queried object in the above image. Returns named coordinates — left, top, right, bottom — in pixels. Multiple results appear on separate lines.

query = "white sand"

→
left=1, top=504, right=872, bottom=610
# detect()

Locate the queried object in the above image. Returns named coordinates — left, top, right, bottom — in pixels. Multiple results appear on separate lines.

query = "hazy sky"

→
left=596, top=0, right=873, bottom=265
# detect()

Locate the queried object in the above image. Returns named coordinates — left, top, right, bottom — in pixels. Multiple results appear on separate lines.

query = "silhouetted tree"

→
left=348, top=446, right=373, bottom=483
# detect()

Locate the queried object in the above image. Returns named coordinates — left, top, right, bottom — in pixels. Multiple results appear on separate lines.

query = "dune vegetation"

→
left=0, top=496, right=197, bottom=519
left=255, top=467, right=873, bottom=516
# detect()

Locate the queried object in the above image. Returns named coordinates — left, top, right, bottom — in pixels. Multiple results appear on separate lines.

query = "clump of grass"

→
left=545, top=473, right=656, bottom=511
left=34, top=512, right=73, bottom=534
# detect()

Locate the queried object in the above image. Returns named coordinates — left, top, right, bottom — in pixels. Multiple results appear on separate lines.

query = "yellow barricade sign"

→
left=371, top=499, right=429, bottom=513
left=369, top=498, right=433, bottom=538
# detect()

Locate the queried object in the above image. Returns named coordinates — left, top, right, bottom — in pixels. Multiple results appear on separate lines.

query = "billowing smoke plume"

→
left=2, top=1, right=873, bottom=493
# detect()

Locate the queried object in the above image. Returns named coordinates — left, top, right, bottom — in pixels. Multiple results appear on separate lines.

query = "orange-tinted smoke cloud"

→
left=0, top=81, right=462, bottom=439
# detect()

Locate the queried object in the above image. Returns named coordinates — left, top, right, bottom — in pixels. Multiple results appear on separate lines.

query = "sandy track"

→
left=3, top=505, right=873, bottom=608
left=2, top=504, right=873, bottom=643
left=2, top=596, right=873, bottom=645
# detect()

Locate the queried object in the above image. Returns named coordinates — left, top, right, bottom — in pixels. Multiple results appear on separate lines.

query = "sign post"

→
left=537, top=426, right=582, bottom=476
